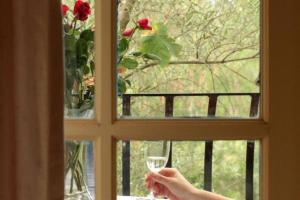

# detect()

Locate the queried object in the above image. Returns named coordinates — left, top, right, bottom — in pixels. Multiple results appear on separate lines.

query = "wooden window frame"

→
left=64, top=0, right=271, bottom=199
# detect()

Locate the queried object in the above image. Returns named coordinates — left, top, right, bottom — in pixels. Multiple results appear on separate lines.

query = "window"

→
left=64, top=0, right=269, bottom=200
left=116, top=0, right=261, bottom=119
left=117, top=140, right=261, bottom=199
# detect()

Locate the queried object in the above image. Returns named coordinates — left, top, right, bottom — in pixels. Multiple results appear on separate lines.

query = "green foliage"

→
left=117, top=141, right=261, bottom=200
left=142, top=53, right=161, bottom=61
left=80, top=30, right=94, bottom=42
left=140, top=23, right=181, bottom=66
left=63, top=0, right=96, bottom=117
left=116, top=0, right=261, bottom=199
left=64, top=34, right=77, bottom=53
left=118, top=38, right=129, bottom=54
left=64, top=27, right=95, bottom=110
left=117, top=22, right=181, bottom=94
left=120, top=57, right=138, bottom=69
left=118, top=77, right=127, bottom=94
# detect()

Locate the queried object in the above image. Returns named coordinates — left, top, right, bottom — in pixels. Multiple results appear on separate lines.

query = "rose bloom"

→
left=137, top=18, right=152, bottom=30
left=122, top=28, right=134, bottom=37
left=73, top=0, right=91, bottom=21
left=62, top=4, right=69, bottom=16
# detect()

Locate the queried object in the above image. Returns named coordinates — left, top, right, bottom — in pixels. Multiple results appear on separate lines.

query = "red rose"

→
left=73, top=0, right=91, bottom=21
left=137, top=18, right=152, bottom=30
left=62, top=4, right=69, bottom=16
left=122, top=28, right=134, bottom=37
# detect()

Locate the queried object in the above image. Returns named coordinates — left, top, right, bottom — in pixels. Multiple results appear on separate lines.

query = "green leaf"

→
left=140, top=23, right=181, bottom=65
left=76, top=55, right=88, bottom=68
left=80, top=30, right=94, bottom=42
left=164, top=37, right=182, bottom=56
left=63, top=24, right=72, bottom=33
left=140, top=35, right=171, bottom=66
left=117, top=77, right=127, bottom=94
left=65, top=52, right=77, bottom=69
left=90, top=61, right=95, bottom=75
left=125, top=79, right=131, bottom=87
left=118, top=38, right=129, bottom=53
left=143, top=53, right=161, bottom=61
left=76, top=39, right=88, bottom=57
left=131, top=52, right=143, bottom=57
left=64, top=35, right=76, bottom=52
left=83, top=66, right=90, bottom=75
left=120, top=57, right=138, bottom=69
left=153, top=23, right=168, bottom=36
left=75, top=69, right=83, bottom=82
left=65, top=70, right=75, bottom=90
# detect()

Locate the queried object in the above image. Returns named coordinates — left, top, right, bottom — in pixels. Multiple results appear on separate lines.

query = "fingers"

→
left=152, top=183, right=169, bottom=198
left=158, top=168, right=177, bottom=177
left=148, top=172, right=172, bottom=186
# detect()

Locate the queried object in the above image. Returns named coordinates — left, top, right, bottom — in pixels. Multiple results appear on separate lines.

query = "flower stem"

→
left=117, top=26, right=138, bottom=65
left=73, top=19, right=78, bottom=34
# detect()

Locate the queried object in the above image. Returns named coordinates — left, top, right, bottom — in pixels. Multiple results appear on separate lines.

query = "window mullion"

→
left=95, top=0, right=114, bottom=125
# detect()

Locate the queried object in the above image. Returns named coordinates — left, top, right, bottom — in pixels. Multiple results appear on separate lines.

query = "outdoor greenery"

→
left=117, top=141, right=260, bottom=200
left=117, top=0, right=260, bottom=118
left=116, top=0, right=261, bottom=199
left=63, top=0, right=261, bottom=199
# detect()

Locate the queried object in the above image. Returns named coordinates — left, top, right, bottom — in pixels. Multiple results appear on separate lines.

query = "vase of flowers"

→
left=63, top=0, right=95, bottom=119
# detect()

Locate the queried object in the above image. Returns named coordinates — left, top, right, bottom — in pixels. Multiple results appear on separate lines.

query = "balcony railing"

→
left=120, top=92, right=260, bottom=200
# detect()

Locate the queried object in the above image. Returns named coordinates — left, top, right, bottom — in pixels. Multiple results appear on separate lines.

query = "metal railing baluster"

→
left=122, top=141, right=130, bottom=196
left=165, top=95, right=174, bottom=168
left=246, top=94, right=260, bottom=200
left=204, top=94, right=218, bottom=191
left=246, top=141, right=255, bottom=200
left=119, top=93, right=260, bottom=198
left=122, top=95, right=131, bottom=196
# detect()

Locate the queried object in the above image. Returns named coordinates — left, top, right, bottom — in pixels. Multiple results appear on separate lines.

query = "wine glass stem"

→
left=149, top=180, right=155, bottom=200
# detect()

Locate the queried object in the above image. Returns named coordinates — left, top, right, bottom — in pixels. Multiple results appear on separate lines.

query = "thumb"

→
left=149, top=172, right=172, bottom=186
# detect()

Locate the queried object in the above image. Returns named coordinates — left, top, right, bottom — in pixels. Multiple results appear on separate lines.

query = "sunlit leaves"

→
left=118, top=38, right=129, bottom=54
left=117, top=77, right=127, bottom=94
left=143, top=53, right=161, bottom=61
left=120, top=57, right=138, bottom=69
left=140, top=23, right=181, bottom=66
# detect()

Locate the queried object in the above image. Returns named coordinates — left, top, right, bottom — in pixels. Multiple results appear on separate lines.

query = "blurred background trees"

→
left=116, top=0, right=261, bottom=199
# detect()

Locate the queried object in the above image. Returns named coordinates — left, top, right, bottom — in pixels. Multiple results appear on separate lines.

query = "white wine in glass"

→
left=145, top=141, right=170, bottom=199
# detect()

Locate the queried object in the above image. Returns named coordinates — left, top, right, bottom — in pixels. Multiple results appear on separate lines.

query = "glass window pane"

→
left=173, top=96, right=209, bottom=117
left=216, top=96, right=252, bottom=118
left=62, top=0, right=95, bottom=119
left=116, top=140, right=260, bottom=200
left=64, top=141, right=95, bottom=200
left=116, top=0, right=261, bottom=119
left=212, top=141, right=260, bottom=199
left=130, top=97, right=165, bottom=118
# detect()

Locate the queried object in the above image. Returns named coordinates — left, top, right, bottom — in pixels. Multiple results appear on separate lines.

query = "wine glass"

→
left=144, top=140, right=170, bottom=199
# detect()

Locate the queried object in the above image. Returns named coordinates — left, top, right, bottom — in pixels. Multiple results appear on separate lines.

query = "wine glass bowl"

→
left=144, top=140, right=170, bottom=199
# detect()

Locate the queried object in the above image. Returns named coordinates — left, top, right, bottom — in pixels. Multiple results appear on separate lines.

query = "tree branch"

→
left=118, top=0, right=137, bottom=33
left=124, top=53, right=259, bottom=79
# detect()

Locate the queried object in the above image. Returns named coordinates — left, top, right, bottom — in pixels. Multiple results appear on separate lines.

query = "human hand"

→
left=145, top=168, right=199, bottom=200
